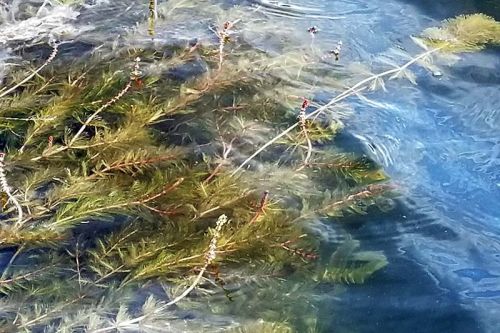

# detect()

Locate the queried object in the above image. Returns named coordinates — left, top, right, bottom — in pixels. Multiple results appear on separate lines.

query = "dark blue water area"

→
left=286, top=0, right=500, bottom=332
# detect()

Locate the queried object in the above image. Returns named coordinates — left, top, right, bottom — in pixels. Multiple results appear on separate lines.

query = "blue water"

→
left=280, top=0, right=500, bottom=331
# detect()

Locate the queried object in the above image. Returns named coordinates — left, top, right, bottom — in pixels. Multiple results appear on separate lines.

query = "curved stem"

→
left=91, top=265, right=208, bottom=333
left=231, top=47, right=442, bottom=176
left=30, top=81, right=132, bottom=162
left=0, top=43, right=58, bottom=99
left=69, top=81, right=132, bottom=147
left=91, top=215, right=229, bottom=333
left=0, top=153, right=23, bottom=226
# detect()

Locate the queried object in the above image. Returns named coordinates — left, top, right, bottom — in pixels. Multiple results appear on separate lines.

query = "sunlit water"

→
left=1, top=0, right=499, bottom=332
left=288, top=0, right=500, bottom=332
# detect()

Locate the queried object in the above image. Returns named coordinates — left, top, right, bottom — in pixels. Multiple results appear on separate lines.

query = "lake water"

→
left=301, top=0, right=500, bottom=332
left=0, top=0, right=499, bottom=332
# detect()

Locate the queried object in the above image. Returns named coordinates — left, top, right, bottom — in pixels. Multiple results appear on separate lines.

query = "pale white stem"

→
left=303, top=128, right=313, bottom=165
left=231, top=47, right=442, bottom=176
left=0, top=153, right=23, bottom=226
left=29, top=80, right=132, bottom=161
left=93, top=263, right=209, bottom=332
left=0, top=43, right=58, bottom=99
left=68, top=81, right=132, bottom=147
left=0, top=117, right=55, bottom=121
left=218, top=37, right=225, bottom=70
left=36, top=0, right=52, bottom=16
left=90, top=215, right=229, bottom=333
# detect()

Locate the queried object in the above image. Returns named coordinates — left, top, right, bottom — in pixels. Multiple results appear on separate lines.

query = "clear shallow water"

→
left=1, top=0, right=499, bottom=332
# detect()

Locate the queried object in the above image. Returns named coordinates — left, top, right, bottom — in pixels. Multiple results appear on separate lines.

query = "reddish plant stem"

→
left=248, top=190, right=269, bottom=224
left=319, top=184, right=394, bottom=214
left=204, top=163, right=224, bottom=184
left=51, top=178, right=185, bottom=227
left=89, top=155, right=177, bottom=179
left=279, top=241, right=318, bottom=261
left=134, top=178, right=185, bottom=205
left=0, top=265, right=54, bottom=286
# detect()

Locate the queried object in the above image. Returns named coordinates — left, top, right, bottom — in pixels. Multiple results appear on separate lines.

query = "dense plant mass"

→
left=0, top=1, right=499, bottom=331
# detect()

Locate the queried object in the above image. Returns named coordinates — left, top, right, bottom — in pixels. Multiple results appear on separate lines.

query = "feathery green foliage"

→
left=422, top=14, right=500, bottom=52
left=316, top=240, right=388, bottom=284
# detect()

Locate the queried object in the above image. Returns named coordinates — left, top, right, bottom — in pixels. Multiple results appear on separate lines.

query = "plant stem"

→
left=51, top=178, right=184, bottom=228
left=0, top=153, right=23, bottom=226
left=248, top=190, right=269, bottom=224
left=89, top=155, right=178, bottom=179
left=0, top=265, right=53, bottom=286
left=18, top=295, right=86, bottom=329
left=231, top=47, right=442, bottom=175
left=0, top=43, right=58, bottom=99
left=30, top=81, right=132, bottom=161
left=69, top=82, right=133, bottom=147
left=91, top=215, right=229, bottom=333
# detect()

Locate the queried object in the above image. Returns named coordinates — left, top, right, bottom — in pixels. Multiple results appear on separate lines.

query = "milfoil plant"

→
left=0, top=1, right=498, bottom=331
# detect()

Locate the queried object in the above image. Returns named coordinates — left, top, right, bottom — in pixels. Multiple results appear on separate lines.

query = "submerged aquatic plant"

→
left=421, top=13, right=500, bottom=52
left=0, top=1, right=498, bottom=331
left=232, top=14, right=500, bottom=175
left=148, top=0, right=158, bottom=36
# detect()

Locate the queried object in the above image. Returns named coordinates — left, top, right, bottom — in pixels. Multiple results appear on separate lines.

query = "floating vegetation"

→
left=0, top=1, right=499, bottom=331
left=421, top=13, right=500, bottom=52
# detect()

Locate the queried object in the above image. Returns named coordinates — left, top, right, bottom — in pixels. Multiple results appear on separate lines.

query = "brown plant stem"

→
left=248, top=190, right=269, bottom=224
left=278, top=241, right=318, bottom=261
left=51, top=178, right=184, bottom=227
left=0, top=265, right=54, bottom=286
left=317, top=184, right=392, bottom=214
left=89, top=155, right=178, bottom=179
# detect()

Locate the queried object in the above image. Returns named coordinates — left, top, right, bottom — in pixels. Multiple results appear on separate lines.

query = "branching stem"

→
left=89, top=155, right=178, bottom=179
left=30, top=80, right=132, bottom=161
left=51, top=178, right=184, bottom=228
left=231, top=47, right=442, bottom=175
left=248, top=190, right=269, bottom=224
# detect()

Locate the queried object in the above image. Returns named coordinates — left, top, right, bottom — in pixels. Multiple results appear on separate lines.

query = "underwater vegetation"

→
left=0, top=0, right=499, bottom=331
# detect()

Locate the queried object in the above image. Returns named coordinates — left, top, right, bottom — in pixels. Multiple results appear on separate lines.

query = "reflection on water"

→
left=0, top=0, right=499, bottom=332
